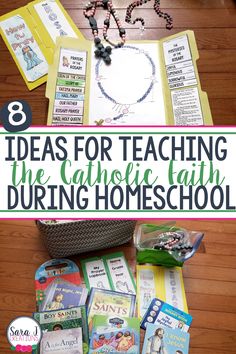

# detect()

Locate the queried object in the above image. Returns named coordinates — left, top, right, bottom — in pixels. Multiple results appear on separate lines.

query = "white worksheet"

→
left=89, top=43, right=166, bottom=125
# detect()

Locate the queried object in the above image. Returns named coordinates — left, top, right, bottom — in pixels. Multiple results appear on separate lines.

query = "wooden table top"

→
left=0, top=219, right=235, bottom=353
left=0, top=0, right=236, bottom=125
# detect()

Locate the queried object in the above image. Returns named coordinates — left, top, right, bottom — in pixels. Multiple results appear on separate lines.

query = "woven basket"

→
left=36, top=220, right=136, bottom=258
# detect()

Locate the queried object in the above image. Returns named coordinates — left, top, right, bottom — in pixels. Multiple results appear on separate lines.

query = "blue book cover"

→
left=40, top=279, right=88, bottom=312
left=141, top=298, right=192, bottom=332
left=142, top=323, right=190, bottom=354
left=89, top=315, right=140, bottom=354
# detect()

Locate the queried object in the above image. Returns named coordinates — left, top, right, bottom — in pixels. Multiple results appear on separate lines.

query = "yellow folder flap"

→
left=46, top=36, right=92, bottom=126
left=0, top=0, right=84, bottom=90
left=0, top=6, right=49, bottom=90
left=158, top=30, right=213, bottom=125
left=136, top=265, right=188, bottom=319
left=27, top=0, right=84, bottom=58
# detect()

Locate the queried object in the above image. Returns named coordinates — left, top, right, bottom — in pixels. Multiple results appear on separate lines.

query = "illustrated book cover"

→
left=142, top=323, right=190, bottom=354
left=87, top=288, right=136, bottom=334
left=89, top=315, right=140, bottom=354
left=40, top=327, right=83, bottom=353
left=141, top=298, right=192, bottom=331
left=33, top=306, right=89, bottom=353
left=35, top=258, right=82, bottom=311
left=39, top=279, right=88, bottom=312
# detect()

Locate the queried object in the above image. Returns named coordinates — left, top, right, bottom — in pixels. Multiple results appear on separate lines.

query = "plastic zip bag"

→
left=134, top=222, right=204, bottom=267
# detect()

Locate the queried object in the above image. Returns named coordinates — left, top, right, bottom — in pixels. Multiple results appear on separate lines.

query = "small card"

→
left=141, top=298, right=192, bottom=331
left=52, top=47, right=88, bottom=125
left=103, top=252, right=136, bottom=295
left=81, top=257, right=112, bottom=291
left=33, top=0, right=78, bottom=44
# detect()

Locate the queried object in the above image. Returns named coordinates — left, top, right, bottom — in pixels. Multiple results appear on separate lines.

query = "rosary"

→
left=126, top=0, right=173, bottom=32
left=153, top=231, right=193, bottom=256
left=83, top=0, right=173, bottom=64
left=83, top=0, right=126, bottom=65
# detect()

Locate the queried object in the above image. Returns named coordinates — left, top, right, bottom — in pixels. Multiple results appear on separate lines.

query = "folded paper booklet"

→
left=0, top=0, right=84, bottom=90
left=136, top=265, right=188, bottom=318
left=81, top=252, right=136, bottom=295
left=46, top=30, right=212, bottom=126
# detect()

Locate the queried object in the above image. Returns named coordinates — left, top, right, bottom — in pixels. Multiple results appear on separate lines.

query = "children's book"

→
left=87, top=288, right=136, bottom=334
left=40, top=327, right=83, bottom=353
left=142, top=323, right=190, bottom=354
left=33, top=306, right=89, bottom=353
left=35, top=258, right=82, bottom=311
left=89, top=315, right=140, bottom=354
left=46, top=31, right=212, bottom=126
left=0, top=0, right=84, bottom=90
left=39, top=279, right=88, bottom=312
left=141, top=298, right=192, bottom=331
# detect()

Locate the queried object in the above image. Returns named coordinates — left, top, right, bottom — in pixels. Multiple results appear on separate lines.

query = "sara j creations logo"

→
left=7, top=316, right=42, bottom=352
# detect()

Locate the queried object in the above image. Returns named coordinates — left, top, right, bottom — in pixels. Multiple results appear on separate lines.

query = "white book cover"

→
left=40, top=327, right=83, bottom=353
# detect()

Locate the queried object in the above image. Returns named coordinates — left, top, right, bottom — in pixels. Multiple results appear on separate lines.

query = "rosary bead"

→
left=126, top=0, right=173, bottom=30
left=97, top=43, right=104, bottom=50
left=104, top=19, right=110, bottom=27
left=94, top=49, right=101, bottom=57
left=104, top=55, right=111, bottom=64
left=101, top=51, right=109, bottom=58
left=84, top=0, right=126, bottom=63
left=119, top=28, right=126, bottom=35
left=103, top=0, right=109, bottom=8
left=94, top=37, right=101, bottom=45
left=105, top=45, right=112, bottom=54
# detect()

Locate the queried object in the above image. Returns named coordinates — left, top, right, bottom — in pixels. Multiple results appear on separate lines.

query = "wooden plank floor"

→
left=0, top=0, right=236, bottom=125
left=0, top=219, right=236, bottom=353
